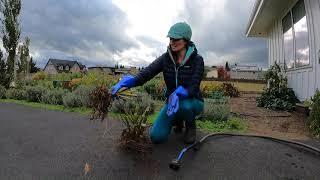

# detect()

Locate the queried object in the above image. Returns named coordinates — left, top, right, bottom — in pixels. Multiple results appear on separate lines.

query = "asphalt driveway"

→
left=0, top=102, right=320, bottom=179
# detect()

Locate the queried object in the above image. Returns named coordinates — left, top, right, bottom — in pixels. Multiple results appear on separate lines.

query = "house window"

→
left=65, top=65, right=69, bottom=71
left=59, top=65, right=63, bottom=71
left=282, top=0, right=309, bottom=69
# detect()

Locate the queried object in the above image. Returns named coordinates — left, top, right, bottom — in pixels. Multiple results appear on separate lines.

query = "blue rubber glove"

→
left=111, top=75, right=137, bottom=96
left=166, top=86, right=188, bottom=116
left=167, top=93, right=179, bottom=116
left=175, top=86, right=189, bottom=98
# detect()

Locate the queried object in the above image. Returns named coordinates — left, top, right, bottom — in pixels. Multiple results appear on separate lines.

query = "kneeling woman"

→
left=111, top=22, right=204, bottom=144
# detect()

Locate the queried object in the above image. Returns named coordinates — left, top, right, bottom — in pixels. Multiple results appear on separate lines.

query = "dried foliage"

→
left=223, top=83, right=240, bottom=97
left=89, top=86, right=112, bottom=121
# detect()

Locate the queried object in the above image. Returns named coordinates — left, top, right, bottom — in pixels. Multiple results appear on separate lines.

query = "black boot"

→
left=173, top=120, right=184, bottom=134
left=184, top=120, right=196, bottom=144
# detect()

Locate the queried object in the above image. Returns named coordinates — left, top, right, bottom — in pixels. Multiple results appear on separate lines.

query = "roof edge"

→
left=245, top=0, right=265, bottom=37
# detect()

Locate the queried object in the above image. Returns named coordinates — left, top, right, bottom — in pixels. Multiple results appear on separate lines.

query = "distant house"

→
left=230, top=64, right=263, bottom=80
left=246, top=0, right=320, bottom=100
left=43, top=59, right=86, bottom=74
left=87, top=66, right=115, bottom=74
left=87, top=66, right=138, bottom=75
left=206, top=66, right=219, bottom=78
left=114, top=67, right=138, bottom=75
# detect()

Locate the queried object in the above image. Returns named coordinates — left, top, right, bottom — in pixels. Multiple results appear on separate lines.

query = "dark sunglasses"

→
left=170, top=38, right=183, bottom=42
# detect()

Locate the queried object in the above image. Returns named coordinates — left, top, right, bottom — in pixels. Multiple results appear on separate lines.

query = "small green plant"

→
left=201, top=97, right=230, bottom=122
left=0, top=85, right=6, bottom=99
left=309, top=89, right=320, bottom=137
left=118, top=100, right=153, bottom=153
left=6, top=88, right=27, bottom=100
left=257, top=62, right=298, bottom=111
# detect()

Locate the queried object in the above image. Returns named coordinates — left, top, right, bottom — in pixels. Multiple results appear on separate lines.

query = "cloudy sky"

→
left=16, top=0, right=267, bottom=68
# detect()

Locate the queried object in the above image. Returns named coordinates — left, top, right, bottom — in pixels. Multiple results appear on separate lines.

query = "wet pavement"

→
left=1, top=102, right=320, bottom=180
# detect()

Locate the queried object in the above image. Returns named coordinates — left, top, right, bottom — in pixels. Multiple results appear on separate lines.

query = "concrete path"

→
left=1, top=102, right=320, bottom=179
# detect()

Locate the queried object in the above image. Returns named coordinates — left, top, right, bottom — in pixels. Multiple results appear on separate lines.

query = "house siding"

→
left=267, top=0, right=320, bottom=100
left=70, top=63, right=80, bottom=73
left=44, top=64, right=57, bottom=74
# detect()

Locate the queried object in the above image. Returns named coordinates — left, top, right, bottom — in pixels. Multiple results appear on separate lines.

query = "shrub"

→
left=25, top=86, right=46, bottom=102
left=63, top=92, right=82, bottom=108
left=32, top=71, right=47, bottom=81
left=69, top=78, right=82, bottom=90
left=111, top=92, right=155, bottom=115
left=223, top=83, right=240, bottom=97
left=201, top=97, right=230, bottom=122
left=6, top=88, right=27, bottom=100
left=73, top=85, right=95, bottom=107
left=200, top=81, right=224, bottom=98
left=142, top=79, right=166, bottom=100
left=81, top=72, right=116, bottom=88
left=257, top=62, right=298, bottom=111
left=41, top=89, right=67, bottom=105
left=89, top=86, right=112, bottom=121
left=309, top=89, right=320, bottom=137
left=0, top=85, right=6, bottom=99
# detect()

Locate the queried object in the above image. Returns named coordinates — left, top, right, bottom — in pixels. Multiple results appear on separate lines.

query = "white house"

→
left=246, top=0, right=320, bottom=101
left=230, top=64, right=264, bottom=80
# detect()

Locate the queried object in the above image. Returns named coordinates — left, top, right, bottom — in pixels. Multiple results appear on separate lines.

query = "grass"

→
left=197, top=117, right=247, bottom=133
left=202, top=80, right=266, bottom=93
left=0, top=99, right=247, bottom=133
left=0, top=99, right=92, bottom=115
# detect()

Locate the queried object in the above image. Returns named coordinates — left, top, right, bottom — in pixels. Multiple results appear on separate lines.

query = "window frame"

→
left=281, top=0, right=311, bottom=71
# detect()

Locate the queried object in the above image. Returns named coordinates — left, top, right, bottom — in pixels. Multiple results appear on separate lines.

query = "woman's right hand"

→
left=111, top=75, right=137, bottom=96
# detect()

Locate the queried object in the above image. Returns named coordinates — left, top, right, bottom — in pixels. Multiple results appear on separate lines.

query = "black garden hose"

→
left=169, top=133, right=320, bottom=171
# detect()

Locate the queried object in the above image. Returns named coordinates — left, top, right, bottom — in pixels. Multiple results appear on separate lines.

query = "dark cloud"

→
left=20, top=0, right=137, bottom=67
left=180, top=0, right=267, bottom=67
left=16, top=0, right=267, bottom=69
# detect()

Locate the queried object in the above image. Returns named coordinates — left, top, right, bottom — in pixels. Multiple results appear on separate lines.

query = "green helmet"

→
left=167, top=22, right=192, bottom=41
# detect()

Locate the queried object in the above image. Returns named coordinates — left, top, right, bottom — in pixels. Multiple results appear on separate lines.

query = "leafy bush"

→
left=200, top=81, right=224, bottom=98
left=6, top=88, right=27, bottom=100
left=309, top=89, right=320, bottom=137
left=201, top=96, right=230, bottom=122
left=223, top=83, right=240, bottom=97
left=0, top=85, right=6, bottom=99
left=69, top=78, right=82, bottom=90
left=32, top=71, right=48, bottom=81
left=80, top=72, right=116, bottom=88
left=41, top=89, right=67, bottom=105
left=257, top=62, right=299, bottom=111
left=111, top=92, right=155, bottom=115
left=73, top=85, right=95, bottom=107
left=25, top=86, right=46, bottom=102
left=142, top=78, right=166, bottom=100
left=63, top=92, right=82, bottom=108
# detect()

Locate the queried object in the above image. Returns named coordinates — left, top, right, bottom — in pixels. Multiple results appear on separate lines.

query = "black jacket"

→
left=135, top=44, right=204, bottom=101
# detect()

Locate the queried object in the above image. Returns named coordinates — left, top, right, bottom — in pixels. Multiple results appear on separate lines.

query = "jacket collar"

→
left=167, top=42, right=197, bottom=66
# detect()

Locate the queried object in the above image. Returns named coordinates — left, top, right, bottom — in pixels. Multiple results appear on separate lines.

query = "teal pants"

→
left=150, top=98, right=204, bottom=144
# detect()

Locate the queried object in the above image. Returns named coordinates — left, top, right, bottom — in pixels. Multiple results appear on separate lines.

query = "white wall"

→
left=267, top=0, right=320, bottom=101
